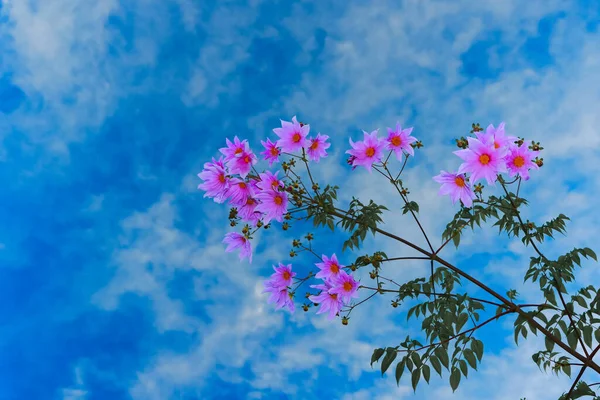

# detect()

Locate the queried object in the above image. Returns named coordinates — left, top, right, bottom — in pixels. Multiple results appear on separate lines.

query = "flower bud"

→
left=302, top=304, right=309, bottom=312
left=350, top=264, right=357, bottom=271
left=230, top=221, right=237, bottom=227
left=305, top=233, right=314, bottom=241
left=341, top=316, right=349, bottom=325
left=535, top=157, right=544, bottom=167
left=312, top=183, right=319, bottom=191
left=284, top=213, right=292, bottom=221
left=391, top=300, right=399, bottom=308
left=292, top=239, right=301, bottom=247
left=305, top=292, right=311, bottom=298
left=289, top=250, right=296, bottom=257
left=473, top=183, right=484, bottom=194
left=369, top=271, right=377, bottom=279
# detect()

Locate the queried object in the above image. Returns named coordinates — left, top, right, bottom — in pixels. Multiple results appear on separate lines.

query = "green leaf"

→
left=583, top=326, right=593, bottom=349
left=457, top=313, right=469, bottom=332
left=371, top=348, right=385, bottom=367
left=458, top=359, right=468, bottom=377
left=450, top=367, right=461, bottom=392
left=464, top=349, right=477, bottom=370
left=594, top=328, right=600, bottom=345
left=411, top=368, right=421, bottom=392
left=583, top=247, right=597, bottom=261
left=422, top=364, right=431, bottom=384
left=567, top=331, right=578, bottom=350
left=395, top=359, right=406, bottom=385
left=471, top=339, right=484, bottom=361
left=430, top=355, right=442, bottom=377
left=435, top=347, right=450, bottom=369
left=381, top=348, right=397, bottom=375
left=545, top=336, right=555, bottom=352
left=562, top=362, right=572, bottom=377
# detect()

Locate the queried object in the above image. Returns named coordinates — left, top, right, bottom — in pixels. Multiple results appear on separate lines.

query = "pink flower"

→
left=273, top=116, right=310, bottom=153
left=385, top=123, right=417, bottom=159
left=346, top=155, right=358, bottom=170
left=197, top=157, right=230, bottom=203
left=225, top=178, right=254, bottom=206
left=264, top=263, right=296, bottom=290
left=255, top=189, right=288, bottom=224
left=314, top=254, right=344, bottom=282
left=309, top=282, right=343, bottom=320
left=432, top=171, right=476, bottom=207
left=260, top=138, right=282, bottom=166
left=329, top=270, right=359, bottom=304
left=345, top=130, right=385, bottom=172
left=256, top=171, right=284, bottom=193
left=306, top=134, right=330, bottom=162
left=505, top=143, right=539, bottom=181
left=454, top=137, right=507, bottom=185
left=227, top=149, right=257, bottom=179
left=263, top=285, right=295, bottom=313
left=475, top=123, right=518, bottom=156
left=238, top=197, right=261, bottom=225
left=219, top=136, right=250, bottom=162
left=223, top=232, right=252, bottom=263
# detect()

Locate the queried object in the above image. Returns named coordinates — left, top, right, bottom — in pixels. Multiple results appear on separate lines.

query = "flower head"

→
left=306, top=134, right=331, bottom=163
left=314, top=254, right=344, bottom=282
left=345, top=130, right=385, bottom=172
left=197, top=157, right=230, bottom=203
left=475, top=123, right=518, bottom=156
left=238, top=197, right=261, bottom=225
left=264, top=263, right=296, bottom=290
left=273, top=116, right=310, bottom=153
left=505, top=143, right=539, bottom=181
left=219, top=137, right=250, bottom=162
left=308, top=281, right=343, bottom=320
left=432, top=170, right=477, bottom=207
left=329, top=270, right=359, bottom=304
left=223, top=232, right=252, bottom=263
left=256, top=170, right=284, bottom=193
left=263, top=285, right=295, bottom=313
left=260, top=138, right=282, bottom=166
left=225, top=178, right=255, bottom=206
left=227, top=149, right=257, bottom=179
left=385, top=123, right=417, bottom=159
left=454, top=137, right=507, bottom=185
left=255, top=188, right=288, bottom=224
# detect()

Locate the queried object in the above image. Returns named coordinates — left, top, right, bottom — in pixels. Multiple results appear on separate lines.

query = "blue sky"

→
left=1, top=1, right=600, bottom=399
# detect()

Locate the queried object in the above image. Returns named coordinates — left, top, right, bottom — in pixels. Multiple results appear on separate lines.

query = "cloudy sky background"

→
left=1, top=0, right=599, bottom=399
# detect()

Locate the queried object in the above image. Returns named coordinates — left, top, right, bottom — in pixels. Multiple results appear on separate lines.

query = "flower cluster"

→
left=433, top=123, right=540, bottom=207
left=308, top=254, right=359, bottom=319
left=345, top=123, right=418, bottom=172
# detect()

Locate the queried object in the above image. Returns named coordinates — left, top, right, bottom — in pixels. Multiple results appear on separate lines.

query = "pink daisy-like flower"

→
left=227, top=149, right=257, bottom=179
left=308, top=282, right=343, bottom=320
left=264, top=263, right=296, bottom=290
left=329, top=270, right=359, bottom=304
left=385, top=123, right=417, bottom=159
left=255, top=188, right=288, bottom=224
left=314, top=254, right=344, bottom=282
left=197, top=157, right=230, bottom=203
left=454, top=137, right=507, bottom=185
left=238, top=197, right=262, bottom=225
left=475, top=123, right=518, bottom=156
left=256, top=170, right=284, bottom=193
left=263, top=285, right=295, bottom=313
left=345, top=130, right=385, bottom=172
left=432, top=170, right=477, bottom=207
left=260, top=138, right=282, bottom=166
left=306, top=134, right=331, bottom=163
left=505, top=143, right=539, bottom=181
left=223, top=232, right=252, bottom=263
left=225, top=178, right=254, bottom=206
left=273, top=116, right=310, bottom=153
left=219, top=136, right=250, bottom=162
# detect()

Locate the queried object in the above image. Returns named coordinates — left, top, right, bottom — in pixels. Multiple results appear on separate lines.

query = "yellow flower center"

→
left=479, top=154, right=491, bottom=165
left=292, top=133, right=301, bottom=143
left=239, top=182, right=247, bottom=189
left=391, top=136, right=402, bottom=147
left=494, top=141, right=500, bottom=149
left=218, top=174, right=226, bottom=183
left=330, top=293, right=338, bottom=300
left=454, top=176, right=465, bottom=187
left=513, top=156, right=525, bottom=168
left=309, top=140, right=319, bottom=150
left=343, top=281, right=353, bottom=292
left=282, top=271, right=291, bottom=280
left=243, top=155, right=250, bottom=163
left=330, top=263, right=339, bottom=273
left=246, top=198, right=255, bottom=205
left=270, top=147, right=279, bottom=156
left=274, top=195, right=283, bottom=205
left=271, top=180, right=279, bottom=189
left=365, top=147, right=375, bottom=157
left=234, top=148, right=243, bottom=155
